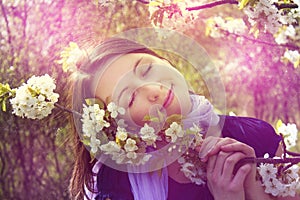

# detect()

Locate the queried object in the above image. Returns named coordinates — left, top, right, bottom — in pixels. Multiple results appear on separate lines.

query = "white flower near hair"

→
left=90, top=136, right=101, bottom=154
left=107, top=102, right=125, bottom=118
left=165, top=122, right=184, bottom=143
left=58, top=42, right=84, bottom=72
left=140, top=123, right=157, bottom=146
left=117, top=119, right=128, bottom=128
left=100, top=141, right=121, bottom=153
left=10, top=74, right=59, bottom=119
left=124, top=138, right=138, bottom=152
left=116, top=127, right=128, bottom=141
left=81, top=101, right=156, bottom=165
left=81, top=104, right=109, bottom=137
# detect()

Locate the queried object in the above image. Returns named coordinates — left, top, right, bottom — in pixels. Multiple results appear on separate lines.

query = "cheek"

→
left=128, top=105, right=149, bottom=126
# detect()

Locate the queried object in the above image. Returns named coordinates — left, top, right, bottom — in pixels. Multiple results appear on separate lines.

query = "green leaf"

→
left=0, top=83, right=14, bottom=112
left=0, top=83, right=12, bottom=96
left=143, top=114, right=160, bottom=122
left=238, top=0, right=257, bottom=9
left=276, top=119, right=283, bottom=134
left=81, top=137, right=90, bottom=146
left=1, top=98, right=7, bottom=112
left=85, top=98, right=105, bottom=108
left=27, top=86, right=39, bottom=97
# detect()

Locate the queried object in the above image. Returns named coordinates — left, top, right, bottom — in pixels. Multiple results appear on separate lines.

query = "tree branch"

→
left=274, top=2, right=299, bottom=9
left=54, top=103, right=81, bottom=117
left=236, top=33, right=299, bottom=50
left=186, top=0, right=238, bottom=11
left=136, top=0, right=298, bottom=10
left=234, top=156, right=300, bottom=174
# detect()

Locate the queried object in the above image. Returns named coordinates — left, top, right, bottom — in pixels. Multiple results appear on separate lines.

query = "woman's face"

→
left=94, top=53, right=191, bottom=126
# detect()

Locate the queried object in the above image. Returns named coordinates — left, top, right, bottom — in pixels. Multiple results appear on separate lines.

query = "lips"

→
left=162, top=85, right=174, bottom=109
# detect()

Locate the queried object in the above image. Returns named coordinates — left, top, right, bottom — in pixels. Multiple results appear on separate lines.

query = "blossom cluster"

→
left=10, top=74, right=59, bottom=120
left=276, top=120, right=299, bottom=149
left=57, top=42, right=83, bottom=73
left=81, top=102, right=160, bottom=165
left=258, top=156, right=300, bottom=197
left=147, top=0, right=197, bottom=33
left=205, top=17, right=247, bottom=38
left=243, top=0, right=299, bottom=38
left=81, top=100, right=206, bottom=167
left=282, top=50, right=300, bottom=69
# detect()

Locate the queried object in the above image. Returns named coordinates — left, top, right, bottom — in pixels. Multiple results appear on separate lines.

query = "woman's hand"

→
left=198, top=137, right=259, bottom=200
left=206, top=150, right=251, bottom=200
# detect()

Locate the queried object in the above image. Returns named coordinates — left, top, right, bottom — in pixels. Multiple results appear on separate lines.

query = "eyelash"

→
left=140, top=64, right=152, bottom=78
left=128, top=91, right=136, bottom=107
left=128, top=63, right=152, bottom=107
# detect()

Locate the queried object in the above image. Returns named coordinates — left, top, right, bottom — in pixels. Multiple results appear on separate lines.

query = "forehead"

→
left=93, top=53, right=162, bottom=101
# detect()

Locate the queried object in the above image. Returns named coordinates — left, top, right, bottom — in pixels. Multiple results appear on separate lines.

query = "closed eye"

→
left=139, top=63, right=152, bottom=78
left=128, top=91, right=136, bottom=107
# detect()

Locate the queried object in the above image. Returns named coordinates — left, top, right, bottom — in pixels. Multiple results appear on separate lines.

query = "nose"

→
left=138, top=84, right=161, bottom=103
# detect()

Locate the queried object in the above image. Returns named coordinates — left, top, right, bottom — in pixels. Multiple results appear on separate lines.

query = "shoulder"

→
left=220, top=115, right=281, bottom=157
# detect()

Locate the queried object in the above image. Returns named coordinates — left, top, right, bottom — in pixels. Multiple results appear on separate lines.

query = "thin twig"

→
left=186, top=0, right=238, bottom=11
left=240, top=157, right=300, bottom=165
left=136, top=0, right=298, bottom=10
left=54, top=103, right=81, bottom=117
left=286, top=150, right=300, bottom=157
left=234, top=156, right=300, bottom=174
left=229, top=32, right=300, bottom=50
left=274, top=2, right=299, bottom=9
left=280, top=133, right=288, bottom=159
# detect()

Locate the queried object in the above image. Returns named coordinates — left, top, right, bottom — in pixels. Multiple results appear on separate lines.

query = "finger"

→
left=222, top=152, right=247, bottom=177
left=231, top=164, right=251, bottom=187
left=206, top=154, right=218, bottom=175
left=199, top=136, right=219, bottom=161
left=200, top=137, right=237, bottom=162
left=221, top=143, right=255, bottom=157
left=214, top=151, right=232, bottom=178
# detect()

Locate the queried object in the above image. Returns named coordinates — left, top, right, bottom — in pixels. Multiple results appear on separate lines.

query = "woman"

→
left=68, top=37, right=286, bottom=200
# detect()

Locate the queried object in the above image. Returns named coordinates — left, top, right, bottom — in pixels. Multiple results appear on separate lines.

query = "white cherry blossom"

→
left=116, top=127, right=128, bottom=141
left=124, top=138, right=138, bottom=152
left=165, top=122, right=184, bottom=143
left=10, top=74, right=59, bottom=119
left=90, top=136, right=101, bottom=154
left=107, top=102, right=125, bottom=118
left=139, top=123, right=157, bottom=146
